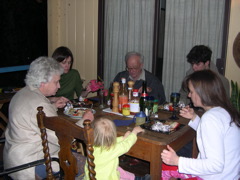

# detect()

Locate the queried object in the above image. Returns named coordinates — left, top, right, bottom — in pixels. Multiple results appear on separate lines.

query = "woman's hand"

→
left=179, top=105, right=196, bottom=120
left=49, top=96, right=69, bottom=108
left=85, top=83, right=92, bottom=92
left=161, top=145, right=179, bottom=166
left=80, top=83, right=91, bottom=98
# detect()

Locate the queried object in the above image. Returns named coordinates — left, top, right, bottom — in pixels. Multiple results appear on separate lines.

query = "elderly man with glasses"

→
left=113, top=51, right=166, bottom=104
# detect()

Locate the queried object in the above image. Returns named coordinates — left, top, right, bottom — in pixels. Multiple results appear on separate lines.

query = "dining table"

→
left=59, top=102, right=197, bottom=180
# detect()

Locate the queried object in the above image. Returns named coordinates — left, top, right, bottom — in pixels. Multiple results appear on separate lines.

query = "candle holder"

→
left=99, top=89, right=105, bottom=109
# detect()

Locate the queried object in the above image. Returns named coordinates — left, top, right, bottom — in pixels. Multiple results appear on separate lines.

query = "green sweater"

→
left=84, top=133, right=137, bottom=180
left=55, top=69, right=83, bottom=100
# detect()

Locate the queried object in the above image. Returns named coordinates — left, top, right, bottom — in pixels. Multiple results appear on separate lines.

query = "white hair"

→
left=125, top=51, right=144, bottom=64
left=25, top=56, right=63, bottom=88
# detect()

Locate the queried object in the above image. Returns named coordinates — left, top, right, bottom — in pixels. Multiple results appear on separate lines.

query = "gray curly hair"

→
left=125, top=51, right=144, bottom=64
left=25, top=56, right=64, bottom=88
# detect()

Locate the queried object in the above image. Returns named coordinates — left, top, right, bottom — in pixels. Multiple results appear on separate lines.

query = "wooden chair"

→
left=0, top=137, right=60, bottom=179
left=37, top=106, right=96, bottom=180
left=0, top=105, right=9, bottom=138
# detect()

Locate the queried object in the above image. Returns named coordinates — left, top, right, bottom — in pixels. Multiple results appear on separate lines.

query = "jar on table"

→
left=122, top=104, right=130, bottom=116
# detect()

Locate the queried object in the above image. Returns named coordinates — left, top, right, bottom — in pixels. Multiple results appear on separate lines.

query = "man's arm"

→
left=145, top=70, right=166, bottom=104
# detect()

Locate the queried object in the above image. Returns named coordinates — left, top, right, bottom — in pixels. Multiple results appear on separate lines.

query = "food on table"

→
left=151, top=121, right=180, bottom=132
left=67, top=108, right=86, bottom=117
left=158, top=102, right=173, bottom=111
left=158, top=101, right=186, bottom=112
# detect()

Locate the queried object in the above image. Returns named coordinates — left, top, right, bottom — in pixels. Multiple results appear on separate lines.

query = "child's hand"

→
left=132, top=126, right=144, bottom=135
left=82, top=110, right=94, bottom=121
left=123, top=131, right=131, bottom=139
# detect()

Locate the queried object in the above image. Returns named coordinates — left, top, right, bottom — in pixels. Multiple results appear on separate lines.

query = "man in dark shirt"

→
left=179, top=45, right=230, bottom=105
left=113, top=51, right=166, bottom=104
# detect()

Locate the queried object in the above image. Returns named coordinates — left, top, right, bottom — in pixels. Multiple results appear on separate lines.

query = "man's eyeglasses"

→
left=126, top=67, right=140, bottom=71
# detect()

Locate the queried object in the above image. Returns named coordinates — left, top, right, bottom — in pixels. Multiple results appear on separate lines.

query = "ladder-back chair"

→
left=37, top=106, right=96, bottom=180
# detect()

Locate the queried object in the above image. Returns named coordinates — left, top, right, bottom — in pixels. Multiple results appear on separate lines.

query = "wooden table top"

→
left=59, top=106, right=193, bottom=146
left=59, top=105, right=196, bottom=179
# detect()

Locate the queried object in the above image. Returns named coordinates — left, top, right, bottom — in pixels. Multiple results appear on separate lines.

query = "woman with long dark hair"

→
left=161, top=70, right=240, bottom=180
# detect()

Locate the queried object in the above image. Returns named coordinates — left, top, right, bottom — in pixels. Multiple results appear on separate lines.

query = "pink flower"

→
left=102, top=89, right=108, bottom=96
left=89, top=79, right=104, bottom=92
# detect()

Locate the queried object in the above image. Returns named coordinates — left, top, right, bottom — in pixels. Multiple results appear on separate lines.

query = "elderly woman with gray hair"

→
left=3, top=57, right=94, bottom=179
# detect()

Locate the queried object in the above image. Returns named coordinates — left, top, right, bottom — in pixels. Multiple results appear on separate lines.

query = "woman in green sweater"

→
left=52, top=46, right=90, bottom=100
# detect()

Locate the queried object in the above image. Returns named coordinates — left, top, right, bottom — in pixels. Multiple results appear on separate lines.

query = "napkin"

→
left=113, top=119, right=135, bottom=127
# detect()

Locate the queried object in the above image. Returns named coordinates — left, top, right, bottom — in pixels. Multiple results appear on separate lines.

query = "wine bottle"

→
left=139, top=81, right=148, bottom=115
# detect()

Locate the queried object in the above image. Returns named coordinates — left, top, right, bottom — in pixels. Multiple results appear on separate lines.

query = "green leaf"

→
left=230, top=80, right=240, bottom=112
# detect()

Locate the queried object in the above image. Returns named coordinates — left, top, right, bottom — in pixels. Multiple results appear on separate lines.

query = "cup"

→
left=134, top=111, right=146, bottom=126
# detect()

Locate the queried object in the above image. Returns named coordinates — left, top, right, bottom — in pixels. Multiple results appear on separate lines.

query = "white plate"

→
left=64, top=107, right=96, bottom=119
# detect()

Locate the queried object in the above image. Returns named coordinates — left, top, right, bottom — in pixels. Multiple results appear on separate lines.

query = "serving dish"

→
left=140, top=119, right=184, bottom=134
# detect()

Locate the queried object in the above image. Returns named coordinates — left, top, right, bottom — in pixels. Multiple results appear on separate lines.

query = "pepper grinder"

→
left=127, top=80, right=134, bottom=89
left=127, top=80, right=134, bottom=100
left=112, top=82, right=120, bottom=112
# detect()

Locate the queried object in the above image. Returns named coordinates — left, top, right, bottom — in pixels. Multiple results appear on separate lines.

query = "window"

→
left=0, top=0, right=47, bottom=87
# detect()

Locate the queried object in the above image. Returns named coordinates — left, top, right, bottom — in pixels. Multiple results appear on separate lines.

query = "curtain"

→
left=103, top=0, right=155, bottom=89
left=162, top=0, right=225, bottom=101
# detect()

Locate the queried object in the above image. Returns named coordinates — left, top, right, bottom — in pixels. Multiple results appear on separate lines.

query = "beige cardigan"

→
left=4, top=86, right=59, bottom=179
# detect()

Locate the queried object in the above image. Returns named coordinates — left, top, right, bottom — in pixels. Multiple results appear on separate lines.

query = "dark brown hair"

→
left=187, top=45, right=212, bottom=64
left=52, top=46, right=74, bottom=69
left=183, top=70, right=240, bottom=127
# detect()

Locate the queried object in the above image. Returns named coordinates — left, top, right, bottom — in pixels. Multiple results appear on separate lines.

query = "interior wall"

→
left=225, top=0, right=240, bottom=88
left=48, top=0, right=239, bottom=95
left=47, top=0, right=98, bottom=90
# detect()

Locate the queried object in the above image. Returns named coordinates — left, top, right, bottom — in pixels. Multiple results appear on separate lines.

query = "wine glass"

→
left=169, top=92, right=180, bottom=120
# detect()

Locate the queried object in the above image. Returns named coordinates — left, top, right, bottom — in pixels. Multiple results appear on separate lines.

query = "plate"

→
left=140, top=119, right=184, bottom=134
left=64, top=107, right=96, bottom=119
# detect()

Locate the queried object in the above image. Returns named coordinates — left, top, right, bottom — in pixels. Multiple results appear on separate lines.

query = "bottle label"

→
left=119, top=96, right=128, bottom=112
left=122, top=107, right=130, bottom=116
left=133, top=92, right=138, bottom=97
left=130, top=102, right=140, bottom=113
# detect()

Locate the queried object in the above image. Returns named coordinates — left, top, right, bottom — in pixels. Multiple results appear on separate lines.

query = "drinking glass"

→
left=169, top=92, right=180, bottom=120
left=99, top=89, right=105, bottom=109
left=146, top=96, right=154, bottom=122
